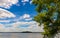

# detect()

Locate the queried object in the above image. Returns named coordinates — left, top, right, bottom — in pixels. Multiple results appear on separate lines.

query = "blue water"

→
left=0, top=33, right=43, bottom=38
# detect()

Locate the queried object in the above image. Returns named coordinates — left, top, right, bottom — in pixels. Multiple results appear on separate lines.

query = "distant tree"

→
left=32, top=0, right=60, bottom=38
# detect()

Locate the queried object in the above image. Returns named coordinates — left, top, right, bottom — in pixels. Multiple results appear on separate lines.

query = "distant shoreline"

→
left=0, top=32, right=42, bottom=33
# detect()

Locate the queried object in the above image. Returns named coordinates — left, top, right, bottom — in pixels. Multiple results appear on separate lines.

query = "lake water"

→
left=0, top=33, right=44, bottom=38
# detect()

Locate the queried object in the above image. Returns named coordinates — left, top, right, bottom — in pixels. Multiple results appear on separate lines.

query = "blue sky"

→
left=0, top=0, right=44, bottom=32
left=7, top=0, right=37, bottom=17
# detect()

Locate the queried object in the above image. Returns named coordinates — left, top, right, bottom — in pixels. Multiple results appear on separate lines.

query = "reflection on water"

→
left=0, top=33, right=43, bottom=38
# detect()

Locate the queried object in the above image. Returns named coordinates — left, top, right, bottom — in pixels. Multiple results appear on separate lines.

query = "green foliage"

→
left=32, top=0, right=60, bottom=38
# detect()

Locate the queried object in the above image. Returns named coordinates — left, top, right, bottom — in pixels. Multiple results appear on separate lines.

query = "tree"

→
left=32, top=0, right=60, bottom=38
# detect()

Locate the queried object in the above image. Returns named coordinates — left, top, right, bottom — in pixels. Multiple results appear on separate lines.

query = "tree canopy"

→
left=32, top=0, right=60, bottom=38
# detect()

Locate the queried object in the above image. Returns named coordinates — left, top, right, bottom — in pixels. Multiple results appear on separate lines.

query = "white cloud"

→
left=0, top=24, right=5, bottom=28
left=0, top=0, right=18, bottom=8
left=30, top=0, right=32, bottom=4
left=10, top=14, right=32, bottom=22
left=0, top=24, right=6, bottom=32
left=12, top=21, right=44, bottom=32
left=0, top=0, right=44, bottom=32
left=21, top=0, right=32, bottom=5
left=0, top=21, right=44, bottom=32
left=0, top=20, right=10, bottom=22
left=20, top=14, right=32, bottom=21
left=21, top=0, right=29, bottom=5
left=0, top=8, right=16, bottom=18
left=0, top=12, right=43, bottom=32
left=13, top=21, right=37, bottom=27
left=22, top=0, right=29, bottom=2
left=23, top=14, right=30, bottom=18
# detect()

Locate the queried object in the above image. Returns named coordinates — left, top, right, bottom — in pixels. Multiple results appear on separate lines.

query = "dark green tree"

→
left=32, top=0, right=60, bottom=38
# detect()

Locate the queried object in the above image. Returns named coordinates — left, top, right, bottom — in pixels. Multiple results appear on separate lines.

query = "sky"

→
left=0, top=0, right=44, bottom=32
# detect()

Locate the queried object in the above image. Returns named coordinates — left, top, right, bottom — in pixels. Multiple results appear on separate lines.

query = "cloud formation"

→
left=0, top=20, right=10, bottom=22
left=0, top=21, right=44, bottom=32
left=21, top=0, right=32, bottom=5
left=0, top=0, right=18, bottom=8
left=0, top=0, right=44, bottom=32
left=20, top=14, right=32, bottom=21
left=30, top=0, right=32, bottom=4
left=0, top=8, right=16, bottom=18
left=22, top=0, right=29, bottom=2
left=0, top=10, right=43, bottom=32
left=0, top=9, right=43, bottom=32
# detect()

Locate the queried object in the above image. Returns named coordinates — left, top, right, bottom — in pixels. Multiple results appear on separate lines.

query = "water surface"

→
left=0, top=33, right=43, bottom=38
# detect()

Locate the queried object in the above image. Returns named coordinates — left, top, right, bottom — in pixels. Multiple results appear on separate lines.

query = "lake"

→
left=0, top=33, right=44, bottom=38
